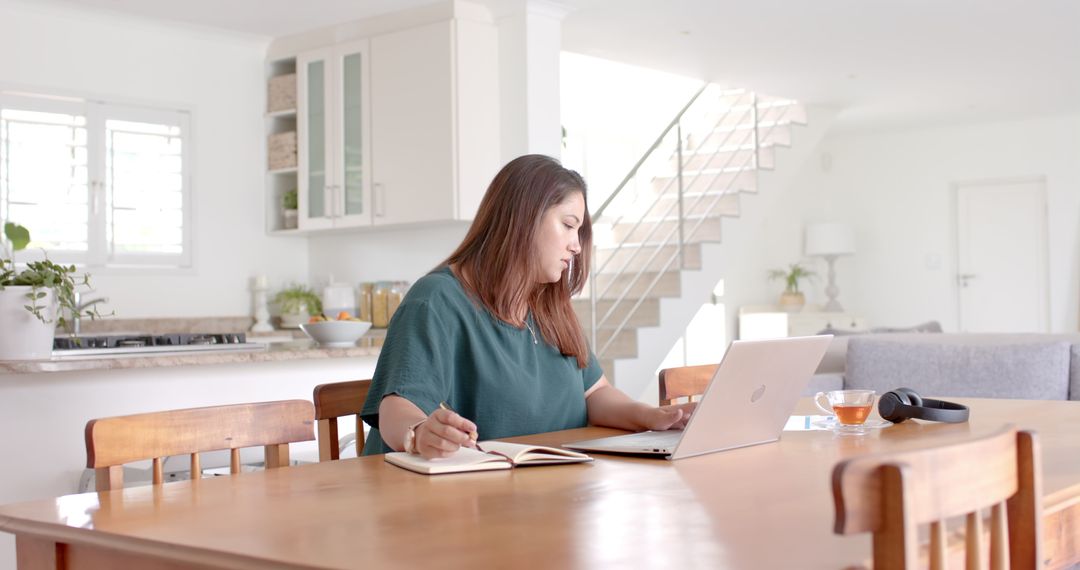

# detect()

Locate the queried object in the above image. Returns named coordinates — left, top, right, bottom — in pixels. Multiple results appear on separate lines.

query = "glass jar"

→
left=387, top=281, right=406, bottom=323
left=372, top=281, right=391, bottom=328
left=358, top=282, right=374, bottom=323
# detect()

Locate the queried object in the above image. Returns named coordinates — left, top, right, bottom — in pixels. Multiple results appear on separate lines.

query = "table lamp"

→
left=805, top=223, right=855, bottom=312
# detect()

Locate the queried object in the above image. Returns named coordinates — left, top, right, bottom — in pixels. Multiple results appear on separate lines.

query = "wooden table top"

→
left=2, top=397, right=1079, bottom=569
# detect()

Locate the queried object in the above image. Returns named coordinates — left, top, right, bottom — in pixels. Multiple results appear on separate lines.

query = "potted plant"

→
left=768, top=263, right=815, bottom=313
left=1, top=222, right=100, bottom=359
left=273, top=283, right=322, bottom=328
left=282, top=189, right=298, bottom=230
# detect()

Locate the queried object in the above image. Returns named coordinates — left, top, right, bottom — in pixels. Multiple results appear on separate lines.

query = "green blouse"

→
left=361, top=267, right=603, bottom=455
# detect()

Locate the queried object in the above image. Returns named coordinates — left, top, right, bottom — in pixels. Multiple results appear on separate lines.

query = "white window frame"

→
left=0, top=90, right=193, bottom=270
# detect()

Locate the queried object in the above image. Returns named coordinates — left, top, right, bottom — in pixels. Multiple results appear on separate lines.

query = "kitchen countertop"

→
left=0, top=334, right=384, bottom=375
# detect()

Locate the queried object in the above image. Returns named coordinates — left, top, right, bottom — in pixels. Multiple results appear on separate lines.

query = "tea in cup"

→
left=814, top=390, right=876, bottom=431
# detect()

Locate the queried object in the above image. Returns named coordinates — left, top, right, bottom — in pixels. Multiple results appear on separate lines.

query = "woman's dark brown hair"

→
left=443, top=154, right=593, bottom=367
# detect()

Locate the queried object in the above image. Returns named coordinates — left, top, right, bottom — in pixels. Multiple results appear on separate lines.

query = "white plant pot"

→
left=0, top=287, right=57, bottom=360
left=283, top=209, right=298, bottom=230
left=280, top=312, right=308, bottom=328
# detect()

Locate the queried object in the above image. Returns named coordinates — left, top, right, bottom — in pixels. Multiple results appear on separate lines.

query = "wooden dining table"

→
left=2, top=397, right=1079, bottom=569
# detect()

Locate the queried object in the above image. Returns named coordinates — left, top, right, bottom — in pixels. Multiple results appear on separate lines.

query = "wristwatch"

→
left=403, top=419, right=427, bottom=454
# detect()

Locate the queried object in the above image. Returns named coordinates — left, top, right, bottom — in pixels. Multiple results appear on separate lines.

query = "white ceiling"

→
left=36, top=0, right=1080, bottom=132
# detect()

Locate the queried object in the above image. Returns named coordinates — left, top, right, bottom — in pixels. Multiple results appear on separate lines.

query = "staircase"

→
left=574, top=85, right=807, bottom=382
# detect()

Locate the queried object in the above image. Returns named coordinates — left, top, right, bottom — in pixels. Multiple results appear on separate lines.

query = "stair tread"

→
left=579, top=86, right=805, bottom=367
left=680, top=142, right=787, bottom=155
left=603, top=212, right=728, bottom=224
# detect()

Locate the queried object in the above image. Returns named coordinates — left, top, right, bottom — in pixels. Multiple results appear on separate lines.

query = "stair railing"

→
left=587, top=86, right=798, bottom=356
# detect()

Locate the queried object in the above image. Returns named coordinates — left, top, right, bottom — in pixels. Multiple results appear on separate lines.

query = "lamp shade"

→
left=805, top=223, right=855, bottom=256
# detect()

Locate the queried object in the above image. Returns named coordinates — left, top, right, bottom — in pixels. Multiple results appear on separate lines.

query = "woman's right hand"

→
left=413, top=408, right=479, bottom=459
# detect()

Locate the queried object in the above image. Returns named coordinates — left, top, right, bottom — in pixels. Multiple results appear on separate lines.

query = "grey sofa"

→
left=812, top=333, right=1080, bottom=401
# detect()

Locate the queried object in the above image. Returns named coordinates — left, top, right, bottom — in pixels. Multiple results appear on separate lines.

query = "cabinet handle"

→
left=375, top=183, right=385, bottom=218
left=90, top=181, right=100, bottom=216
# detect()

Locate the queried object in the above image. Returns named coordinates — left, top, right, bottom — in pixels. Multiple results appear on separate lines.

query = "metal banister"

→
left=585, top=85, right=800, bottom=357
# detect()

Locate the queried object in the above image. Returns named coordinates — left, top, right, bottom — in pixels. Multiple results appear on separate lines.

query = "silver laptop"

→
left=564, top=335, right=833, bottom=460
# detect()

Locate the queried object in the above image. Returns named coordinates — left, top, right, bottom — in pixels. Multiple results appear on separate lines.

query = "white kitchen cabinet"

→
left=269, top=9, right=498, bottom=234
left=738, top=305, right=867, bottom=340
left=297, top=39, right=373, bottom=230
left=370, top=19, right=498, bottom=226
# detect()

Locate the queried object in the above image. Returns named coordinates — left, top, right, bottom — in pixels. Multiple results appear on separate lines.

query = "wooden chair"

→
left=313, top=379, right=372, bottom=461
left=85, top=399, right=315, bottom=491
left=832, top=426, right=1042, bottom=570
left=658, top=364, right=718, bottom=406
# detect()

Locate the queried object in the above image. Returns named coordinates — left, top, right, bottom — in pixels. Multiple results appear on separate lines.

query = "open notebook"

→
left=385, top=441, right=592, bottom=475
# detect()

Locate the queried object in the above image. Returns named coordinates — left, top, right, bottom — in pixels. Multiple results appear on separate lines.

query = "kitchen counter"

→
left=0, top=334, right=385, bottom=374
left=0, top=330, right=382, bottom=569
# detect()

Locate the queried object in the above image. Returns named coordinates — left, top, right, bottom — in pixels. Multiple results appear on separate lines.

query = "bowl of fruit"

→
left=300, top=312, right=372, bottom=348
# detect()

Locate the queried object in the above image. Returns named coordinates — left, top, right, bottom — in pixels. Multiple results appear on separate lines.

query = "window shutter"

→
left=0, top=104, right=91, bottom=259
left=103, top=110, right=189, bottom=265
left=0, top=92, right=192, bottom=269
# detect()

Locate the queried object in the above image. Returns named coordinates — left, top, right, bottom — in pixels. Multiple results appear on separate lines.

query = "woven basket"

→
left=268, top=132, right=297, bottom=170
left=268, top=74, right=297, bottom=113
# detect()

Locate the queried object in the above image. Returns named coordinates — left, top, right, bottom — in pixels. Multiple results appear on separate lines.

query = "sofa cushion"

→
left=819, top=320, right=943, bottom=336
left=845, top=333, right=1074, bottom=400
left=805, top=373, right=843, bottom=396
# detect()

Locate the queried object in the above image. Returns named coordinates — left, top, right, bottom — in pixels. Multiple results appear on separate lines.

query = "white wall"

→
left=560, top=52, right=702, bottom=212
left=724, top=113, right=1080, bottom=335
left=0, top=1, right=310, bottom=318
left=306, top=222, right=470, bottom=289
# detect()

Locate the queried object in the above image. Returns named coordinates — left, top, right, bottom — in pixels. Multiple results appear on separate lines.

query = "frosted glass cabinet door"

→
left=334, top=40, right=372, bottom=227
left=297, top=49, right=334, bottom=230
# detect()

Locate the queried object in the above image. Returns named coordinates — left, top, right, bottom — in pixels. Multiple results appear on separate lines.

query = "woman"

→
left=360, top=155, right=696, bottom=458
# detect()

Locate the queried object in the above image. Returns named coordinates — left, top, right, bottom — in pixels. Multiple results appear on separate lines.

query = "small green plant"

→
left=283, top=189, right=298, bottom=210
left=1, top=221, right=101, bottom=330
left=273, top=284, right=322, bottom=316
left=768, top=263, right=815, bottom=294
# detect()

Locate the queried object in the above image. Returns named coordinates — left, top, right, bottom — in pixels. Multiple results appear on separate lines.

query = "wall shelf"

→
left=268, top=228, right=306, bottom=237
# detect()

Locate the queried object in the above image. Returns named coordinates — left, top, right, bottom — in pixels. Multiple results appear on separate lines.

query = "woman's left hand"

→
left=639, top=402, right=697, bottom=431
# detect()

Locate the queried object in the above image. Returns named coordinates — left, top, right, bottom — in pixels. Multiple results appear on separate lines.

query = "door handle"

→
left=957, top=273, right=977, bottom=288
left=374, top=183, right=385, bottom=218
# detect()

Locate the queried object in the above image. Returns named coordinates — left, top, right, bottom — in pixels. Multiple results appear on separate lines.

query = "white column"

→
left=493, top=0, right=568, bottom=161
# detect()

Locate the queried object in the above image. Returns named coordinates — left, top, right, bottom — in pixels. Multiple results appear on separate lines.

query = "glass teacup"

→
left=814, top=390, right=876, bottom=434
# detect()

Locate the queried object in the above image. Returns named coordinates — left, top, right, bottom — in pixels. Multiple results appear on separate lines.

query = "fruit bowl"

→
left=299, top=320, right=372, bottom=348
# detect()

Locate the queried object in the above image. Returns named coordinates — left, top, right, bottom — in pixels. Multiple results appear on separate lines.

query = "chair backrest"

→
left=85, top=399, right=315, bottom=491
left=313, top=379, right=372, bottom=461
left=832, top=426, right=1042, bottom=570
left=658, top=364, right=718, bottom=406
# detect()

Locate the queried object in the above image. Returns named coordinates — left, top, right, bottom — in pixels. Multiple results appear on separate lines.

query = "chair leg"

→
left=1008, top=431, right=1043, bottom=569
left=874, top=463, right=918, bottom=570
left=318, top=418, right=339, bottom=462
left=356, top=416, right=365, bottom=456
left=265, top=443, right=290, bottom=468
left=95, top=466, right=123, bottom=492
left=966, top=511, right=984, bottom=570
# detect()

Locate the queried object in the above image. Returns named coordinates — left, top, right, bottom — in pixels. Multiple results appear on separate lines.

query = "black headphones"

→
left=878, top=387, right=970, bottom=424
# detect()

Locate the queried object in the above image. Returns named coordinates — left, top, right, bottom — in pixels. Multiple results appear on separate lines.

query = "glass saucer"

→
left=812, top=417, right=892, bottom=434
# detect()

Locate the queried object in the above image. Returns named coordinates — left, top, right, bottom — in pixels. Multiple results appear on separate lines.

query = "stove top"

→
left=52, top=333, right=266, bottom=359
left=54, top=333, right=249, bottom=350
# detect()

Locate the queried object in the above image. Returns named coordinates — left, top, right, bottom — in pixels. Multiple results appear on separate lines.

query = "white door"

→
left=955, top=178, right=1049, bottom=332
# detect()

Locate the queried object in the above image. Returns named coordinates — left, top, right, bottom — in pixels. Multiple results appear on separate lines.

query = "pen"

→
left=439, top=401, right=481, bottom=449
